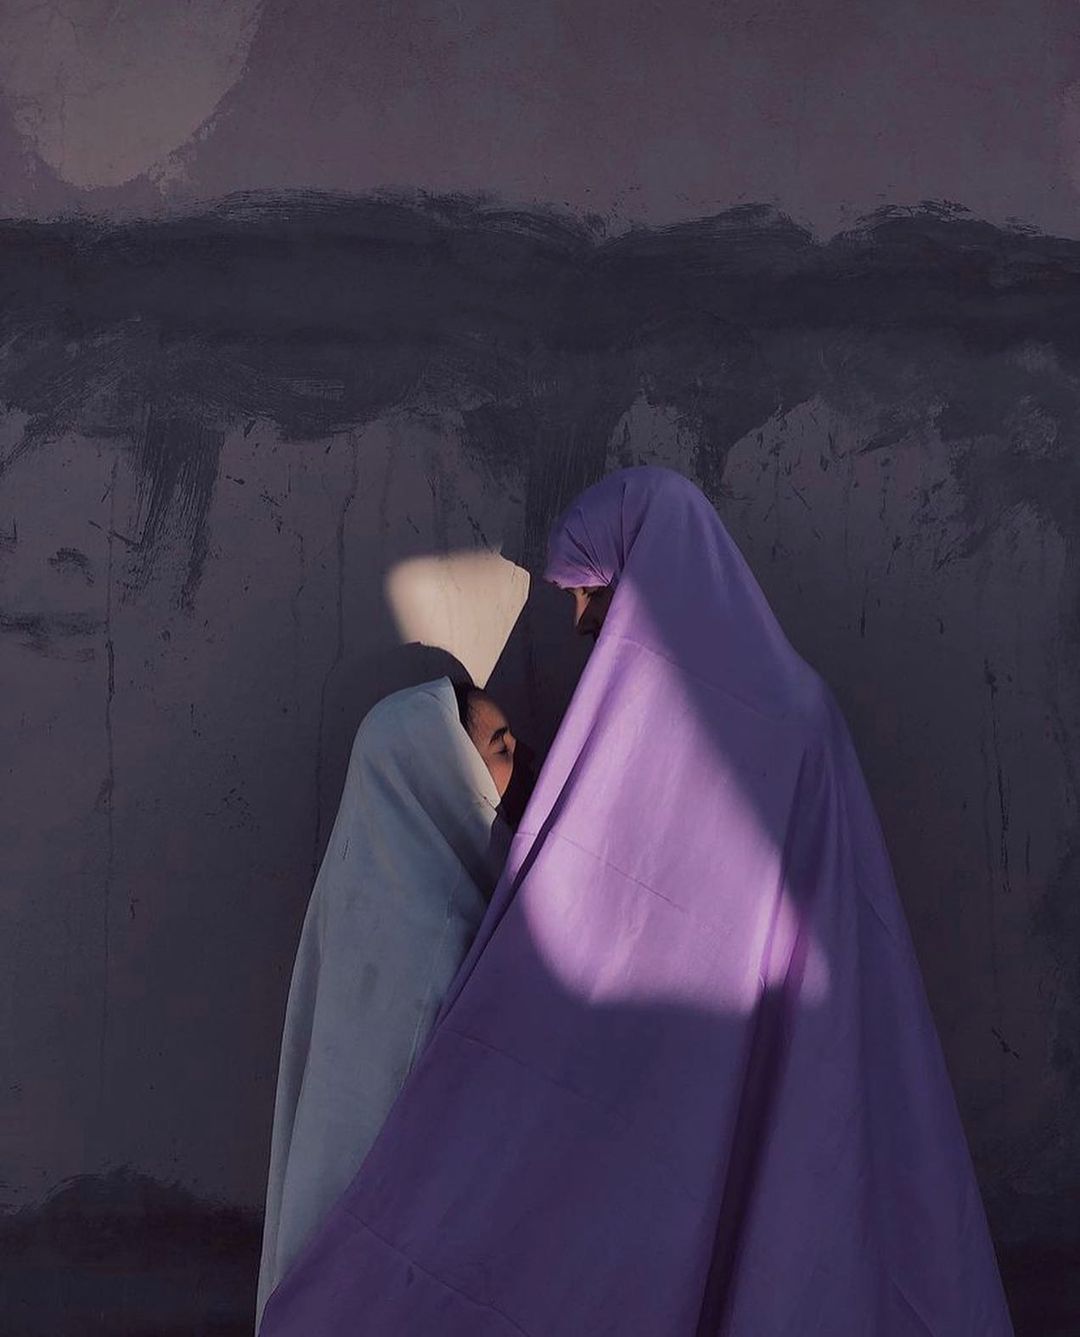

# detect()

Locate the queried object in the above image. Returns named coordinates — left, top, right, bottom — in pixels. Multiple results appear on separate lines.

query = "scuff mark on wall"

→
left=47, top=546, right=94, bottom=583
left=0, top=610, right=103, bottom=655
left=95, top=457, right=118, bottom=1129
left=311, top=433, right=359, bottom=877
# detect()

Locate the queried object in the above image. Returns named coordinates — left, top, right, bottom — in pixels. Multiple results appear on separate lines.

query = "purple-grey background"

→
left=1, top=3, right=1079, bottom=1334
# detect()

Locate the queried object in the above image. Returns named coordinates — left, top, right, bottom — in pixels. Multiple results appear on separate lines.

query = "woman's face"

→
left=465, top=693, right=517, bottom=798
left=568, top=585, right=614, bottom=639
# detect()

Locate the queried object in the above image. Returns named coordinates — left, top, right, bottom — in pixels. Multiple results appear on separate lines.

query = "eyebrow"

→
left=489, top=725, right=508, bottom=746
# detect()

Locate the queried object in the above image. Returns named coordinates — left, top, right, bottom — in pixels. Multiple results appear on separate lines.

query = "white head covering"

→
left=256, top=677, right=509, bottom=1325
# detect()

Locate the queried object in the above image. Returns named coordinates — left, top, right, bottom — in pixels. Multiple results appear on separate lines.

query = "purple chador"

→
left=260, top=468, right=1012, bottom=1336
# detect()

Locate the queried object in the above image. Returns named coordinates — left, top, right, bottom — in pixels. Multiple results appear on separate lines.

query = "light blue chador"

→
left=255, top=678, right=508, bottom=1327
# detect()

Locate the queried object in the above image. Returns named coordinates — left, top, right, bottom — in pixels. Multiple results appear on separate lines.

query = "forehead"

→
left=468, top=694, right=509, bottom=737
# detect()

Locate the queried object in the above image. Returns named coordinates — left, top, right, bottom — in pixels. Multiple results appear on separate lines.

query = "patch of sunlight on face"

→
left=384, top=550, right=529, bottom=689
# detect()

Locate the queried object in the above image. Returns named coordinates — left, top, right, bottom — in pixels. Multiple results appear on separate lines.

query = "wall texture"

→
left=3, top=3, right=1080, bottom=1335
left=5, top=0, right=1080, bottom=236
left=2, top=198, right=1080, bottom=1334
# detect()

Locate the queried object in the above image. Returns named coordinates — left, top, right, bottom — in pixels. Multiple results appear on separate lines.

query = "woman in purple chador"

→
left=260, top=467, right=1013, bottom=1335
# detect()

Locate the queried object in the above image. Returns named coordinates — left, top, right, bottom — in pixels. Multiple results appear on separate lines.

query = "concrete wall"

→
left=2, top=5, right=1080, bottom=1335
left=5, top=0, right=1080, bottom=237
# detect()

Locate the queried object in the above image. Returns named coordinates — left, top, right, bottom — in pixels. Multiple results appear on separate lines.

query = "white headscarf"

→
left=256, top=677, right=510, bottom=1326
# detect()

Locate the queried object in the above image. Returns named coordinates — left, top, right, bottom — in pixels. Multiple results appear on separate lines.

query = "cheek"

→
left=490, top=756, right=514, bottom=798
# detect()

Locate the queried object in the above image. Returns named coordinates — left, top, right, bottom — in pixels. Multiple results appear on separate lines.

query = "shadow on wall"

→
left=0, top=1171, right=261, bottom=1337
left=3, top=194, right=1080, bottom=1334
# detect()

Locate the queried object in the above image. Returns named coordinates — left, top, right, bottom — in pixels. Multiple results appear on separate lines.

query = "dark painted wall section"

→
left=3, top=199, right=1080, bottom=1333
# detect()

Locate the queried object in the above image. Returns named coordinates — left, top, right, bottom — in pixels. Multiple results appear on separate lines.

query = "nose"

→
left=506, top=731, right=517, bottom=757
left=572, top=589, right=590, bottom=630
